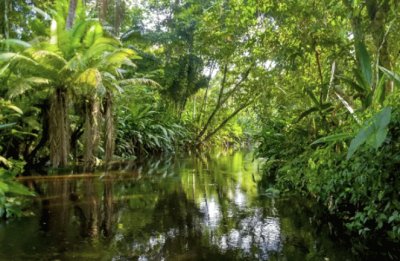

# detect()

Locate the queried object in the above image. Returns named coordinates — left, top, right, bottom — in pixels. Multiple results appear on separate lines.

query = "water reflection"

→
left=0, top=151, right=355, bottom=260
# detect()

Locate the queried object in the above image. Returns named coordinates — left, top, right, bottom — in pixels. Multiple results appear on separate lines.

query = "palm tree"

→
left=0, top=0, right=149, bottom=168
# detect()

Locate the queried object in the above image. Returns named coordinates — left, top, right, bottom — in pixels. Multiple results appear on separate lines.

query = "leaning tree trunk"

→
left=104, top=91, right=115, bottom=164
left=49, top=88, right=70, bottom=168
left=83, top=96, right=101, bottom=169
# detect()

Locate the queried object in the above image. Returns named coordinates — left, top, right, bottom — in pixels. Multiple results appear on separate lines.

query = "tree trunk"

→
left=104, top=91, right=115, bottom=164
left=114, top=0, right=122, bottom=36
left=195, top=64, right=228, bottom=142
left=1, top=0, right=10, bottom=50
left=367, top=0, right=392, bottom=93
left=83, top=96, right=101, bottom=169
left=26, top=99, right=50, bottom=166
left=49, top=88, right=70, bottom=168
left=342, top=0, right=366, bottom=60
left=66, top=0, right=78, bottom=29
left=99, top=0, right=108, bottom=23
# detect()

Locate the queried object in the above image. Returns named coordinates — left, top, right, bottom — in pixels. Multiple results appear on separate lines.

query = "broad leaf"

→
left=347, top=107, right=391, bottom=159
left=356, top=42, right=372, bottom=88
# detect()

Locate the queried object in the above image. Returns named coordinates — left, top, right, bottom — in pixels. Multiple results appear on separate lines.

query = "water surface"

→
left=0, top=151, right=355, bottom=260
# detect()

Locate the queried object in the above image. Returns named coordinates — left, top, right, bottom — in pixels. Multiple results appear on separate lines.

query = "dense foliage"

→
left=1, top=0, right=400, bottom=256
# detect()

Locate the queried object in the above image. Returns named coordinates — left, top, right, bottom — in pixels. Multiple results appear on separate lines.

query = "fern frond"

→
left=31, top=50, right=67, bottom=70
left=84, top=23, right=104, bottom=48
left=7, top=79, right=33, bottom=99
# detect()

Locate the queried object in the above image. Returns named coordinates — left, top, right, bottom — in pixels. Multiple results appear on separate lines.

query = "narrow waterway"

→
left=0, top=151, right=355, bottom=260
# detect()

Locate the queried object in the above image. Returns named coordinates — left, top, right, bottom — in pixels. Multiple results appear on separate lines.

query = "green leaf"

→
left=305, top=89, right=320, bottom=106
left=0, top=156, right=11, bottom=168
left=0, top=52, right=18, bottom=62
left=356, top=42, right=372, bottom=88
left=11, top=129, right=38, bottom=138
left=338, top=75, right=366, bottom=93
left=7, top=80, right=33, bottom=99
left=347, top=125, right=374, bottom=160
left=379, top=66, right=400, bottom=85
left=367, top=107, right=391, bottom=149
left=0, top=123, right=17, bottom=130
left=31, top=50, right=67, bottom=70
left=295, top=107, right=319, bottom=123
left=347, top=107, right=391, bottom=159
left=0, top=181, right=9, bottom=193
left=0, top=63, right=10, bottom=76
left=84, top=23, right=103, bottom=48
left=373, top=75, right=386, bottom=105
left=311, top=133, right=353, bottom=145
left=6, top=182, right=35, bottom=196
left=5, top=104, right=23, bottom=114
left=0, top=39, right=31, bottom=50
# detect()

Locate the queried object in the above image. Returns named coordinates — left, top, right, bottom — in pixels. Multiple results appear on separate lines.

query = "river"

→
left=0, top=150, right=356, bottom=260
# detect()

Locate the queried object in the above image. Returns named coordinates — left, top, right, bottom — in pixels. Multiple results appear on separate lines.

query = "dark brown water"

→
left=0, top=151, right=356, bottom=260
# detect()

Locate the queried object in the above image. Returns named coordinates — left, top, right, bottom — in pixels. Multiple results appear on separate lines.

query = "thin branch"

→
left=196, top=63, right=228, bottom=141
left=201, top=99, right=254, bottom=143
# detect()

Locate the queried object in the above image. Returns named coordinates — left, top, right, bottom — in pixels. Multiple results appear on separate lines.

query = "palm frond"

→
left=119, top=78, right=161, bottom=88
left=7, top=79, right=33, bottom=99
left=84, top=23, right=104, bottom=48
left=31, top=50, right=67, bottom=70
left=0, top=39, right=31, bottom=51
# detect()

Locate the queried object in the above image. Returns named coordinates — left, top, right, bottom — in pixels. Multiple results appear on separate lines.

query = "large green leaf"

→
left=347, top=124, right=374, bottom=160
left=356, top=42, right=372, bottom=89
left=347, top=107, right=391, bottom=160
left=367, top=107, right=391, bottom=149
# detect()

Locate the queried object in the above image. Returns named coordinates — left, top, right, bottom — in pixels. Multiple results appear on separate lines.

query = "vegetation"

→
left=0, top=0, right=400, bottom=257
